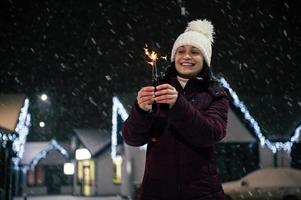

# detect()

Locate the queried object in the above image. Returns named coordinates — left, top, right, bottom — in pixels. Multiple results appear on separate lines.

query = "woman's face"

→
left=175, top=45, right=204, bottom=79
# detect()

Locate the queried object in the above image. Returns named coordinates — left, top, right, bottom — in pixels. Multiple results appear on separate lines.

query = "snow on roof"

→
left=74, top=128, right=111, bottom=156
left=20, top=142, right=48, bottom=165
left=20, top=139, right=69, bottom=166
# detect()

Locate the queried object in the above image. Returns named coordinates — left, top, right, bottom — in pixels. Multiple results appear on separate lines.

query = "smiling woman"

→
left=122, top=19, right=230, bottom=200
left=1, top=0, right=301, bottom=199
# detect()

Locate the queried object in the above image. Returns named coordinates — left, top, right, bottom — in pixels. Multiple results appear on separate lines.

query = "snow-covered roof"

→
left=21, top=142, right=48, bottom=165
left=20, top=139, right=69, bottom=167
left=74, top=128, right=111, bottom=156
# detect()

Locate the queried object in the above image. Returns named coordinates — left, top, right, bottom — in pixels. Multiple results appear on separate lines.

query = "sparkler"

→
left=144, top=45, right=167, bottom=86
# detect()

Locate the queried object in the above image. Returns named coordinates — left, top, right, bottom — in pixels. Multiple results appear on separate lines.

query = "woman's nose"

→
left=183, top=52, right=192, bottom=58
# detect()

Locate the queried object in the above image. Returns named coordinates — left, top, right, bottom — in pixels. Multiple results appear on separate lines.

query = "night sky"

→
left=1, top=0, right=300, bottom=142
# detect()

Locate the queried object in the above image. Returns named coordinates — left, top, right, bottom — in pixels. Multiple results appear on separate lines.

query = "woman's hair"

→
left=197, top=62, right=216, bottom=82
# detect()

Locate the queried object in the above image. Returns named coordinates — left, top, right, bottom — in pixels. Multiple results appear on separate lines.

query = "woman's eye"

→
left=177, top=50, right=185, bottom=54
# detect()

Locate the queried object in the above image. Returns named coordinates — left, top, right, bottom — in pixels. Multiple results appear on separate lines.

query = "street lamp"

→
left=40, top=94, right=48, bottom=101
left=39, top=121, right=45, bottom=128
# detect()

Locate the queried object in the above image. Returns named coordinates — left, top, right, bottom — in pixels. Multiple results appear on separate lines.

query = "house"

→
left=0, top=94, right=31, bottom=200
left=72, top=128, right=120, bottom=196
left=18, top=139, right=71, bottom=195
left=219, top=77, right=296, bottom=170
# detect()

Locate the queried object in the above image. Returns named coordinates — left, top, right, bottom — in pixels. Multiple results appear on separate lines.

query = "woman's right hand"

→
left=137, top=86, right=155, bottom=112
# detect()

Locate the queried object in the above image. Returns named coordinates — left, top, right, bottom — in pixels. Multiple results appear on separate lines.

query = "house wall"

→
left=260, top=146, right=291, bottom=168
left=223, top=109, right=256, bottom=143
left=223, top=108, right=293, bottom=170
left=121, top=143, right=146, bottom=198
left=95, top=150, right=120, bottom=196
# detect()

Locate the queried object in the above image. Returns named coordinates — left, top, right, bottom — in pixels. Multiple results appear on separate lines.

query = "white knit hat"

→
left=171, top=19, right=215, bottom=66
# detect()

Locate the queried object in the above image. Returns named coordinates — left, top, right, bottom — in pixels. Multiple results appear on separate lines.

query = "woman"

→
left=122, top=19, right=229, bottom=200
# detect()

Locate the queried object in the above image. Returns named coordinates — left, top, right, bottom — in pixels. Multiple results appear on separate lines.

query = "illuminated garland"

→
left=219, top=77, right=300, bottom=153
left=30, top=139, right=69, bottom=169
left=112, top=97, right=129, bottom=160
left=112, top=78, right=300, bottom=154
left=0, top=98, right=31, bottom=167
left=13, top=98, right=31, bottom=166
left=0, top=131, right=18, bottom=148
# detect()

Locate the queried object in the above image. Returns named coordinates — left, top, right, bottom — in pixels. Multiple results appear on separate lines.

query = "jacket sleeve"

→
left=122, top=101, right=154, bottom=146
left=168, top=91, right=229, bottom=147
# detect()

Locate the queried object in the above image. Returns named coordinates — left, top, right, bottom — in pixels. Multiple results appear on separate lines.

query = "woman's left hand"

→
left=155, top=84, right=178, bottom=108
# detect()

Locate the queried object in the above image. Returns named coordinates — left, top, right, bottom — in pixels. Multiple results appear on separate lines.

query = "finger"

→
left=156, top=84, right=174, bottom=90
left=138, top=89, right=155, bottom=99
left=138, top=95, right=154, bottom=103
left=141, top=86, right=155, bottom=92
left=140, top=99, right=154, bottom=106
left=156, top=99, right=174, bottom=104
left=155, top=88, right=177, bottom=96
left=155, top=94, right=177, bottom=102
left=138, top=91, right=155, bottom=99
left=156, top=98, right=176, bottom=104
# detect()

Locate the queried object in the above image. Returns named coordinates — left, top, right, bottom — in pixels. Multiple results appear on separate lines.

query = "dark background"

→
left=1, top=0, right=300, bottom=142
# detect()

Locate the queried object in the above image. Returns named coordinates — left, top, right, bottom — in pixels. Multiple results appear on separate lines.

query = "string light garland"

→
left=111, top=97, right=147, bottom=160
left=0, top=131, right=18, bottom=148
left=29, top=139, right=69, bottom=169
left=0, top=98, right=31, bottom=167
left=111, top=77, right=300, bottom=155
left=13, top=98, right=31, bottom=166
left=219, top=77, right=300, bottom=153
left=112, top=97, right=129, bottom=160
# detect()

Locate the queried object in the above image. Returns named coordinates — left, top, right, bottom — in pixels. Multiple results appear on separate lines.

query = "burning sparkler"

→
left=144, top=45, right=167, bottom=86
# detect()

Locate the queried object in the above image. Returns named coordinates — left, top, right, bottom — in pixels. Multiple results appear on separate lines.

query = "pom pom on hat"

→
left=171, top=19, right=215, bottom=66
left=185, top=19, right=214, bottom=43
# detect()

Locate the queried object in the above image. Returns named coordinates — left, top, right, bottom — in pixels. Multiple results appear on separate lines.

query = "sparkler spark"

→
left=144, top=47, right=158, bottom=66
left=143, top=45, right=167, bottom=86
left=143, top=45, right=167, bottom=66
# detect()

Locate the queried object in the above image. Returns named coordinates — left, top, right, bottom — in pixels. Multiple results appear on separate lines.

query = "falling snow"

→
left=0, top=0, right=300, bottom=146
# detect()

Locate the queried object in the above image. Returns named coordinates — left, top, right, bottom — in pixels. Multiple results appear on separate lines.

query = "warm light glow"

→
left=39, top=121, right=45, bottom=128
left=41, top=94, right=48, bottom=101
left=75, top=148, right=91, bottom=160
left=144, top=46, right=158, bottom=66
left=64, top=162, right=75, bottom=175
left=112, top=155, right=123, bottom=184
left=143, top=45, right=167, bottom=66
left=143, top=45, right=167, bottom=85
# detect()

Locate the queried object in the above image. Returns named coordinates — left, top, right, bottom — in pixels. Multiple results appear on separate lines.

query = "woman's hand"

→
left=137, top=86, right=155, bottom=112
left=155, top=84, right=178, bottom=108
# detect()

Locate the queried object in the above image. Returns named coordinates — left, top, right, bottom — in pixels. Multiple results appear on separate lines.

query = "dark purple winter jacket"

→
left=122, top=72, right=229, bottom=200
